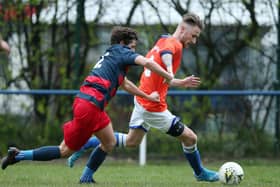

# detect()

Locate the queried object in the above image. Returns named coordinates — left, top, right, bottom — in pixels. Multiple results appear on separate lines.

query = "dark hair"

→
left=183, top=13, right=203, bottom=30
left=110, top=26, right=138, bottom=45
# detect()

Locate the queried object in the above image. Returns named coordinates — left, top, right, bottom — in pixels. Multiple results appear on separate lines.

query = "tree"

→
left=0, top=0, right=96, bottom=144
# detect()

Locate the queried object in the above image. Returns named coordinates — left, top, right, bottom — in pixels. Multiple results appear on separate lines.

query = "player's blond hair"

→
left=182, top=13, right=204, bottom=30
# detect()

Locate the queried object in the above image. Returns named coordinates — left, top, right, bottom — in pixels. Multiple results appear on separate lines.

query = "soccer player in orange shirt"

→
left=68, top=13, right=219, bottom=182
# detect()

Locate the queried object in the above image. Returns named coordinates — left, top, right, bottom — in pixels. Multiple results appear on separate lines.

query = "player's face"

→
left=127, top=40, right=137, bottom=52
left=181, top=25, right=201, bottom=48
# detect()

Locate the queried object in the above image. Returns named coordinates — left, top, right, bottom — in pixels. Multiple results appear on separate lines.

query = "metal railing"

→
left=0, top=89, right=280, bottom=96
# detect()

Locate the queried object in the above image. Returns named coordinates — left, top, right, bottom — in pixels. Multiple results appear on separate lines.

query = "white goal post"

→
left=139, top=134, right=147, bottom=166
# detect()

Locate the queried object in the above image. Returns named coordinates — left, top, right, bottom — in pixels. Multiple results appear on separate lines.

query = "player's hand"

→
left=0, top=40, right=11, bottom=54
left=170, top=75, right=201, bottom=88
left=147, top=91, right=160, bottom=102
left=183, top=75, right=200, bottom=88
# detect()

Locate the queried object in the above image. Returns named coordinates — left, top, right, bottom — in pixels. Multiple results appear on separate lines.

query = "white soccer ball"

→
left=218, top=162, right=244, bottom=185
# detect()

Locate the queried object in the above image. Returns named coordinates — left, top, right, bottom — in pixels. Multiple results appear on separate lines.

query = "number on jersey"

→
left=94, top=52, right=109, bottom=69
left=144, top=55, right=154, bottom=77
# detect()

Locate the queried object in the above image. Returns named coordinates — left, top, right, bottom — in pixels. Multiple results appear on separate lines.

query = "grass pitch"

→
left=0, top=159, right=279, bottom=187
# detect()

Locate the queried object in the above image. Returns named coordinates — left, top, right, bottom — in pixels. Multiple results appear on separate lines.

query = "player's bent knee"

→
left=101, top=141, right=116, bottom=153
left=59, top=145, right=73, bottom=157
left=182, top=134, right=197, bottom=146
left=180, top=128, right=198, bottom=146
left=166, top=120, right=185, bottom=137
left=190, top=133, right=197, bottom=143
left=102, top=146, right=114, bottom=153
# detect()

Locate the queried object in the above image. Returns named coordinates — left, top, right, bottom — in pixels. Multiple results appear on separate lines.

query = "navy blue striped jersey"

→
left=77, top=44, right=139, bottom=110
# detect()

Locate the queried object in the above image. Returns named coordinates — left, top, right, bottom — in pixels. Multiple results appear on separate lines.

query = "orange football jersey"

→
left=136, top=35, right=183, bottom=112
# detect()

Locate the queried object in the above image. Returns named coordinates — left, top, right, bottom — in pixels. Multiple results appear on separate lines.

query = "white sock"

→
left=182, top=143, right=197, bottom=153
left=115, top=132, right=127, bottom=148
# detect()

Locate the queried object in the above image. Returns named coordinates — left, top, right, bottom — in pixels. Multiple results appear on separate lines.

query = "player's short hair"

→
left=183, top=13, right=204, bottom=30
left=110, top=26, right=138, bottom=45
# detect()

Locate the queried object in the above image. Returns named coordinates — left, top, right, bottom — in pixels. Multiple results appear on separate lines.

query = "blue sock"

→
left=82, top=137, right=100, bottom=150
left=15, top=150, right=33, bottom=161
left=81, top=166, right=94, bottom=180
left=81, top=147, right=107, bottom=179
left=183, top=145, right=203, bottom=175
left=15, top=146, right=60, bottom=161
left=87, top=146, right=107, bottom=171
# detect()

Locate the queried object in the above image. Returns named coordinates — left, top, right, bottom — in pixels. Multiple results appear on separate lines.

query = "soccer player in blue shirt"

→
left=1, top=26, right=174, bottom=183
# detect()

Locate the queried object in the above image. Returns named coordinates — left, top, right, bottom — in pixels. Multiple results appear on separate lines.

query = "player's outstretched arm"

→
left=169, top=75, right=201, bottom=88
left=121, top=77, right=160, bottom=102
left=134, top=55, right=173, bottom=82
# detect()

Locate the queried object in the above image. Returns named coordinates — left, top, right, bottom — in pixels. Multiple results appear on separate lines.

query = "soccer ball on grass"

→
left=218, top=162, right=244, bottom=185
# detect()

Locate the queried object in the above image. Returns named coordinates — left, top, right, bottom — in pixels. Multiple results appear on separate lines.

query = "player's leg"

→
left=1, top=140, right=74, bottom=170
left=78, top=125, right=147, bottom=183
left=1, top=97, right=95, bottom=170
left=67, top=131, right=127, bottom=167
left=1, top=118, right=80, bottom=170
left=67, top=135, right=101, bottom=168
left=69, top=128, right=146, bottom=168
left=169, top=119, right=218, bottom=182
left=142, top=106, right=218, bottom=182
left=1, top=116, right=90, bottom=170
left=126, top=128, right=146, bottom=147
left=79, top=122, right=115, bottom=184
left=70, top=98, right=147, bottom=167
left=126, top=98, right=148, bottom=147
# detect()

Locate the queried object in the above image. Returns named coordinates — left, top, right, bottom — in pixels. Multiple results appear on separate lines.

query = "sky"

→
left=38, top=0, right=277, bottom=46
left=39, top=0, right=277, bottom=26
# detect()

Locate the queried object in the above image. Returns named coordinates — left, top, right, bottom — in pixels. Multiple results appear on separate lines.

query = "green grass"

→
left=0, top=159, right=280, bottom=187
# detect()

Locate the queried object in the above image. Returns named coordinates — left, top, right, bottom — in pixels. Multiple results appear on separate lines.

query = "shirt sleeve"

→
left=159, top=39, right=176, bottom=57
left=122, top=49, right=140, bottom=65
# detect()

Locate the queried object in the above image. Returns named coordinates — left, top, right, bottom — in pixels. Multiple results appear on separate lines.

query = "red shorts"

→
left=63, top=97, right=110, bottom=151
